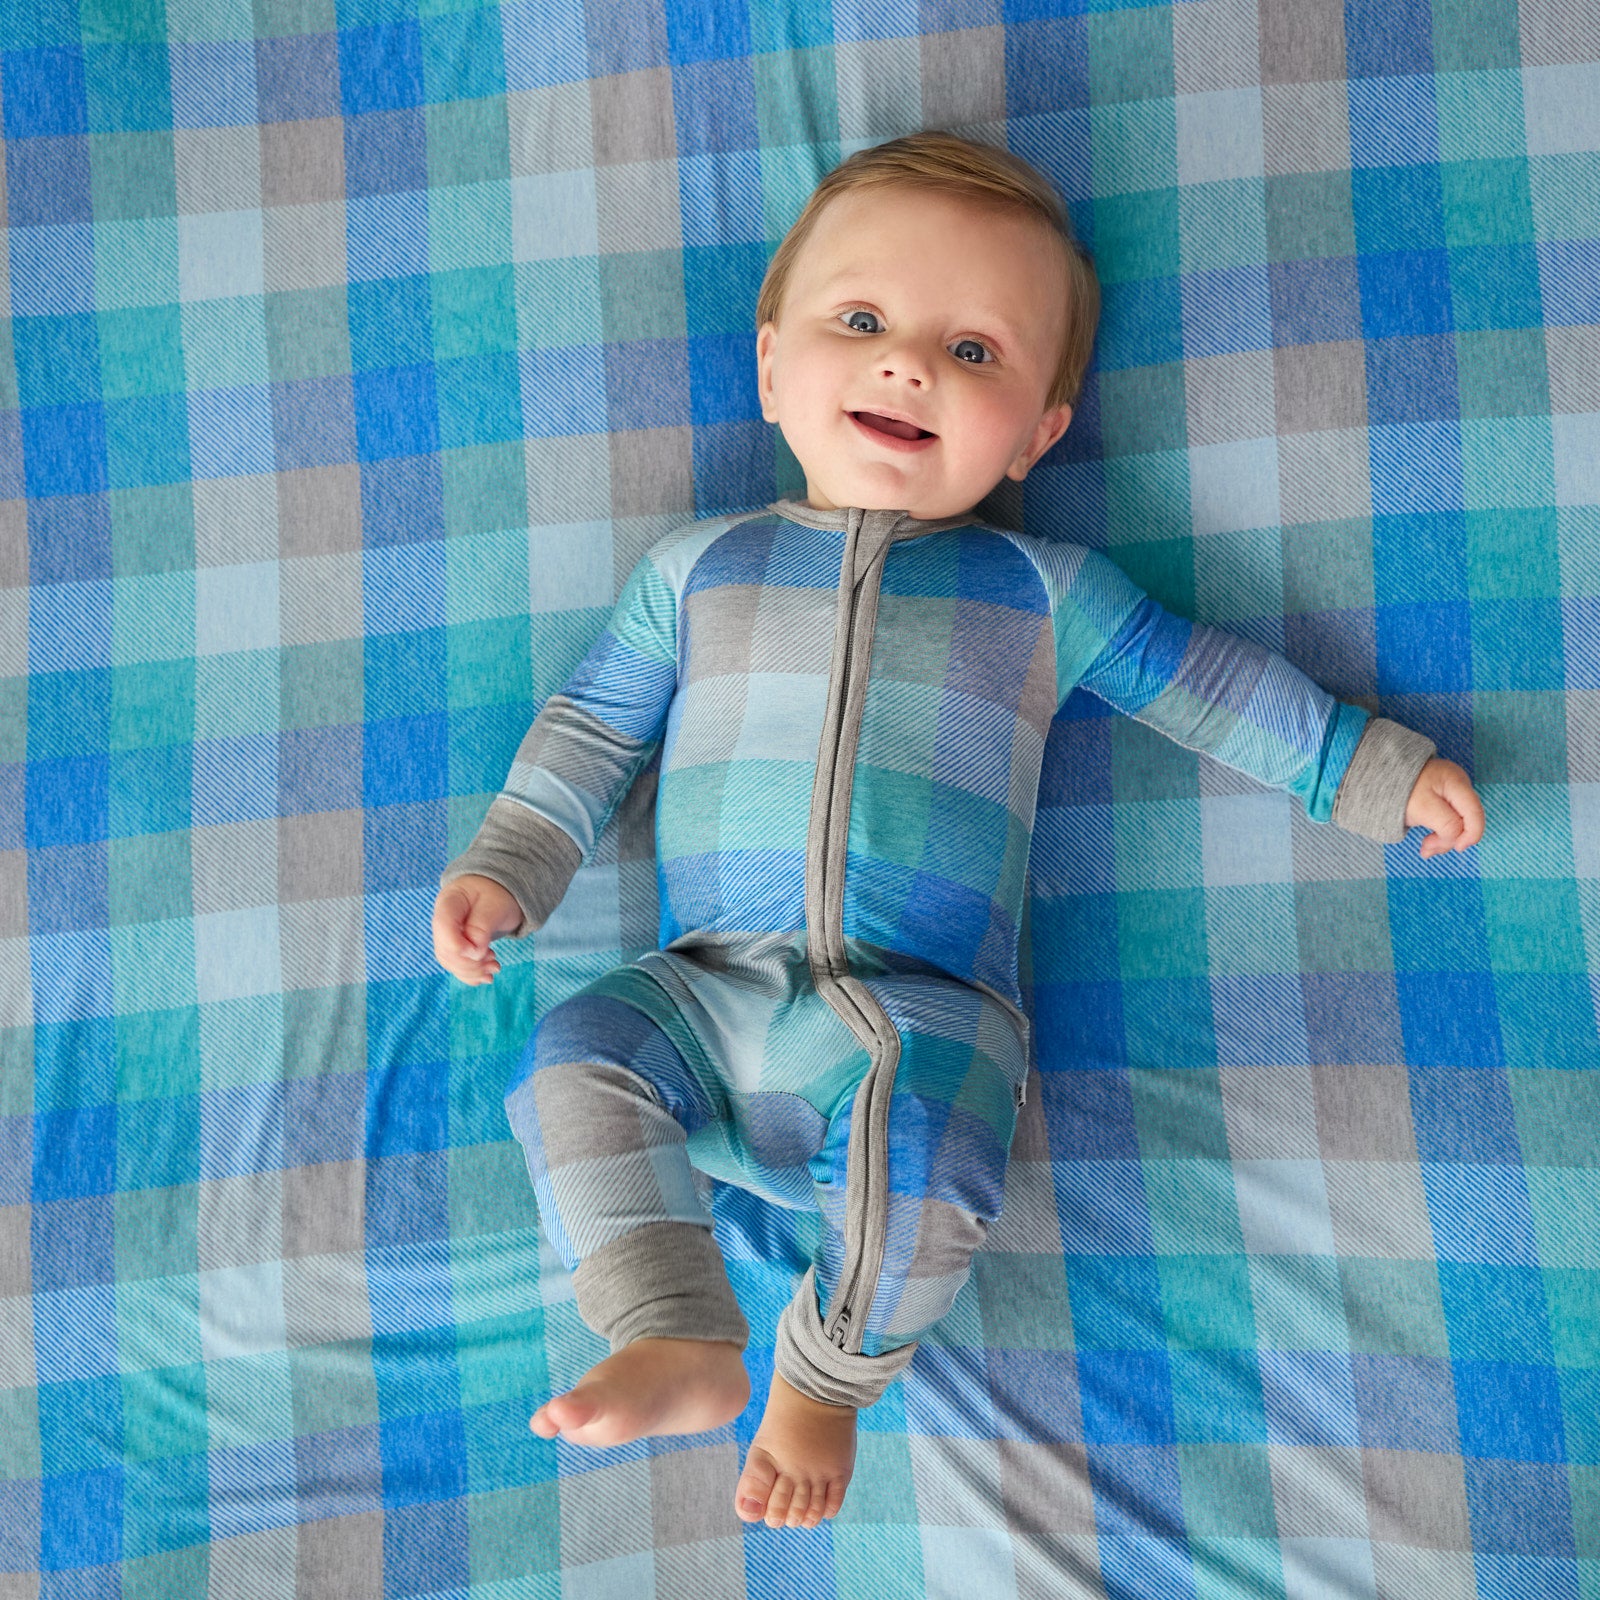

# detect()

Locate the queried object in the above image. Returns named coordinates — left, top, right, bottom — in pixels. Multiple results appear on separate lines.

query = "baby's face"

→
left=756, top=186, right=1074, bottom=521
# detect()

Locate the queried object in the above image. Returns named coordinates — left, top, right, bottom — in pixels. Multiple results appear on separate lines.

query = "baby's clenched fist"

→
left=1405, top=758, right=1486, bottom=860
left=432, top=874, right=522, bottom=984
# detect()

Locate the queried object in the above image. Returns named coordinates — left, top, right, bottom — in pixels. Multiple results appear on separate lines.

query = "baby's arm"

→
left=1036, top=541, right=1479, bottom=851
left=432, top=545, right=682, bottom=984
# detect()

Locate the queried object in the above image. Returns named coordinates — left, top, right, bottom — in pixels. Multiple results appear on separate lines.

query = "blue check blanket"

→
left=5, top=1, right=1598, bottom=1596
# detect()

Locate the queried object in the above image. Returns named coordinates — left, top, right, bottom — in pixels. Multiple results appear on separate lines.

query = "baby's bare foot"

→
left=734, top=1372, right=857, bottom=1529
left=530, top=1338, right=749, bottom=1448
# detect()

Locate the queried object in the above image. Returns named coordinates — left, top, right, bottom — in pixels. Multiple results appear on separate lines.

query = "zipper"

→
left=786, top=500, right=1007, bottom=1359
left=808, top=509, right=905, bottom=1355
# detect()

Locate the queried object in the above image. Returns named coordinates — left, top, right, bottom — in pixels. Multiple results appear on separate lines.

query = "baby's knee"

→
left=521, top=991, right=647, bottom=1079
left=512, top=989, right=713, bottom=1140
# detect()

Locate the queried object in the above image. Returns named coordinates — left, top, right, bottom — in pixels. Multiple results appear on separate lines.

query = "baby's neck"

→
left=781, top=497, right=980, bottom=529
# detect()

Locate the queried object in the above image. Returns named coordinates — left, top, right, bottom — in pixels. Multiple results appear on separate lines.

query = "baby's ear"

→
left=1006, top=403, right=1073, bottom=481
left=755, top=322, right=779, bottom=422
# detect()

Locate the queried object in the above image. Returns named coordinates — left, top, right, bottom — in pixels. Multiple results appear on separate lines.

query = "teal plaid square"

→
left=1177, top=1444, right=1279, bottom=1536
left=432, top=266, right=518, bottom=359
left=1529, top=1172, right=1600, bottom=1270
left=1462, top=417, right=1556, bottom=509
left=1435, top=69, right=1526, bottom=162
left=117, top=1276, right=203, bottom=1371
left=111, top=573, right=194, bottom=666
left=1088, top=7, right=1174, bottom=104
left=205, top=1351, right=295, bottom=1448
left=1145, top=1159, right=1247, bottom=1254
left=1179, top=180, right=1268, bottom=273
left=110, top=920, right=197, bottom=1014
left=1431, top=0, right=1523, bottom=72
left=1092, top=102, right=1178, bottom=196
left=1529, top=152, right=1600, bottom=240
left=181, top=300, right=270, bottom=390
left=430, top=181, right=514, bottom=273
left=1171, top=1348, right=1269, bottom=1443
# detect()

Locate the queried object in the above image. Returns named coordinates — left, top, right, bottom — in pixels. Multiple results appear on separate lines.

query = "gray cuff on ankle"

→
left=773, top=1268, right=917, bottom=1410
left=571, top=1222, right=749, bottom=1352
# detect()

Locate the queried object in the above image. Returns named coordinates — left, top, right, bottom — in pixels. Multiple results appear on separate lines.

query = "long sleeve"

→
left=441, top=544, right=683, bottom=935
left=1015, top=537, right=1435, bottom=843
left=1076, top=589, right=1370, bottom=824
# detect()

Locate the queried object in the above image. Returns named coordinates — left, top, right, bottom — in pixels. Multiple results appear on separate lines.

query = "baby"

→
left=431, top=132, right=1486, bottom=1529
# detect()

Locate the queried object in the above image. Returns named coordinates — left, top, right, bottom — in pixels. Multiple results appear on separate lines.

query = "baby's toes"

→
left=783, top=1480, right=812, bottom=1528
left=734, top=1450, right=778, bottom=1523
left=764, top=1474, right=796, bottom=1528
left=799, top=1487, right=828, bottom=1529
left=821, top=1477, right=847, bottom=1520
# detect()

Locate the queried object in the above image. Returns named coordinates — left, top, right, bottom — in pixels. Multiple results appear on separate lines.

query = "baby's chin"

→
left=801, top=472, right=984, bottom=522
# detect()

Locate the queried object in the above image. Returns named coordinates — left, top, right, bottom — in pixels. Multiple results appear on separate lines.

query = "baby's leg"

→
left=508, top=987, right=750, bottom=1445
left=737, top=982, right=1022, bottom=1527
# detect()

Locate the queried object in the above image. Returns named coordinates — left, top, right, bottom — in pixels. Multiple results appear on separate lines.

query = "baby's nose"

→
left=879, top=360, right=926, bottom=387
left=876, top=338, right=933, bottom=386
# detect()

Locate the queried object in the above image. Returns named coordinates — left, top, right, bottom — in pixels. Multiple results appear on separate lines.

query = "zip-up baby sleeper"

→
left=444, top=499, right=1436, bottom=1406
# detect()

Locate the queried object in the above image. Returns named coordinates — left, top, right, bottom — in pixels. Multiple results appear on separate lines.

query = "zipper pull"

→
left=831, top=1308, right=851, bottom=1349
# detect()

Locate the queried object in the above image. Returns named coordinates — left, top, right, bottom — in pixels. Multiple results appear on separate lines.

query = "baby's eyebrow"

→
left=815, top=270, right=878, bottom=298
left=942, top=313, right=1021, bottom=357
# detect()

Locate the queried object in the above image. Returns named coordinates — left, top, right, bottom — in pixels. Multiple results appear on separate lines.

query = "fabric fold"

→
left=773, top=1268, right=918, bottom=1409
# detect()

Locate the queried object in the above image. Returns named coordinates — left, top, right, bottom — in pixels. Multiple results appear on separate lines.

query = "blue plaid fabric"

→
left=5, top=0, right=1598, bottom=1595
left=512, top=957, right=1023, bottom=1356
left=482, top=505, right=1369, bottom=1003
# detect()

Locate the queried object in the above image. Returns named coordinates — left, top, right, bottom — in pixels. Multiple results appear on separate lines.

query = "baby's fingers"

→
left=432, top=887, right=502, bottom=981
left=1420, top=817, right=1464, bottom=859
left=432, top=885, right=473, bottom=957
left=440, top=949, right=502, bottom=986
left=1450, top=777, right=1487, bottom=851
left=1409, top=759, right=1486, bottom=859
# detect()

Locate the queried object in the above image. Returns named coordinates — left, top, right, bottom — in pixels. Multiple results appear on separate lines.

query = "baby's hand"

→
left=432, top=875, right=522, bottom=984
left=1405, top=758, right=1486, bottom=860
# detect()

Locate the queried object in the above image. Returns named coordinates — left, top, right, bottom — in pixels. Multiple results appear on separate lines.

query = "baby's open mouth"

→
left=852, top=411, right=935, bottom=441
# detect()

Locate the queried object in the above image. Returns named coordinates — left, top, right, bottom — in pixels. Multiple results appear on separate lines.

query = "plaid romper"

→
left=443, top=500, right=1433, bottom=1407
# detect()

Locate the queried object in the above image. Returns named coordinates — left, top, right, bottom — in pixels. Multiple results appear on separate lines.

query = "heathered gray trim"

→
left=1330, top=716, right=1437, bottom=844
left=803, top=509, right=925, bottom=1367
left=774, top=1268, right=917, bottom=1408
left=440, top=798, right=583, bottom=936
left=572, top=1221, right=749, bottom=1351
left=768, top=497, right=968, bottom=538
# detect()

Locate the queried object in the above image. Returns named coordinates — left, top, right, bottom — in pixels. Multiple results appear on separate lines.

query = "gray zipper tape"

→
left=804, top=508, right=914, bottom=1355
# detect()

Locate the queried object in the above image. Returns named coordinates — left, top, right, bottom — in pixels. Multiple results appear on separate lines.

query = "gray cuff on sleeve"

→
left=772, top=1268, right=916, bottom=1410
left=1330, top=716, right=1437, bottom=844
left=440, top=797, right=583, bottom=936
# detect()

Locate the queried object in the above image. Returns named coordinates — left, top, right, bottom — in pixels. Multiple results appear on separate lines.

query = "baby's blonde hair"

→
left=755, top=131, right=1101, bottom=410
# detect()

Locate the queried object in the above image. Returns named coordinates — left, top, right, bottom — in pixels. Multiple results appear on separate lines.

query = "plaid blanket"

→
left=4, top=0, right=1597, bottom=1595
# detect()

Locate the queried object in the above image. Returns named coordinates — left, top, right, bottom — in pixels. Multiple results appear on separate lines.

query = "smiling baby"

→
left=431, top=132, right=1486, bottom=1530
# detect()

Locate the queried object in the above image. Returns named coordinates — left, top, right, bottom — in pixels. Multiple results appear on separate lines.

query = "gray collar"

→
left=767, top=498, right=972, bottom=538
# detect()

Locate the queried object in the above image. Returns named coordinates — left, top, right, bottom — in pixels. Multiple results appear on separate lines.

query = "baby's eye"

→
left=950, top=338, right=993, bottom=364
left=841, top=309, right=882, bottom=334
